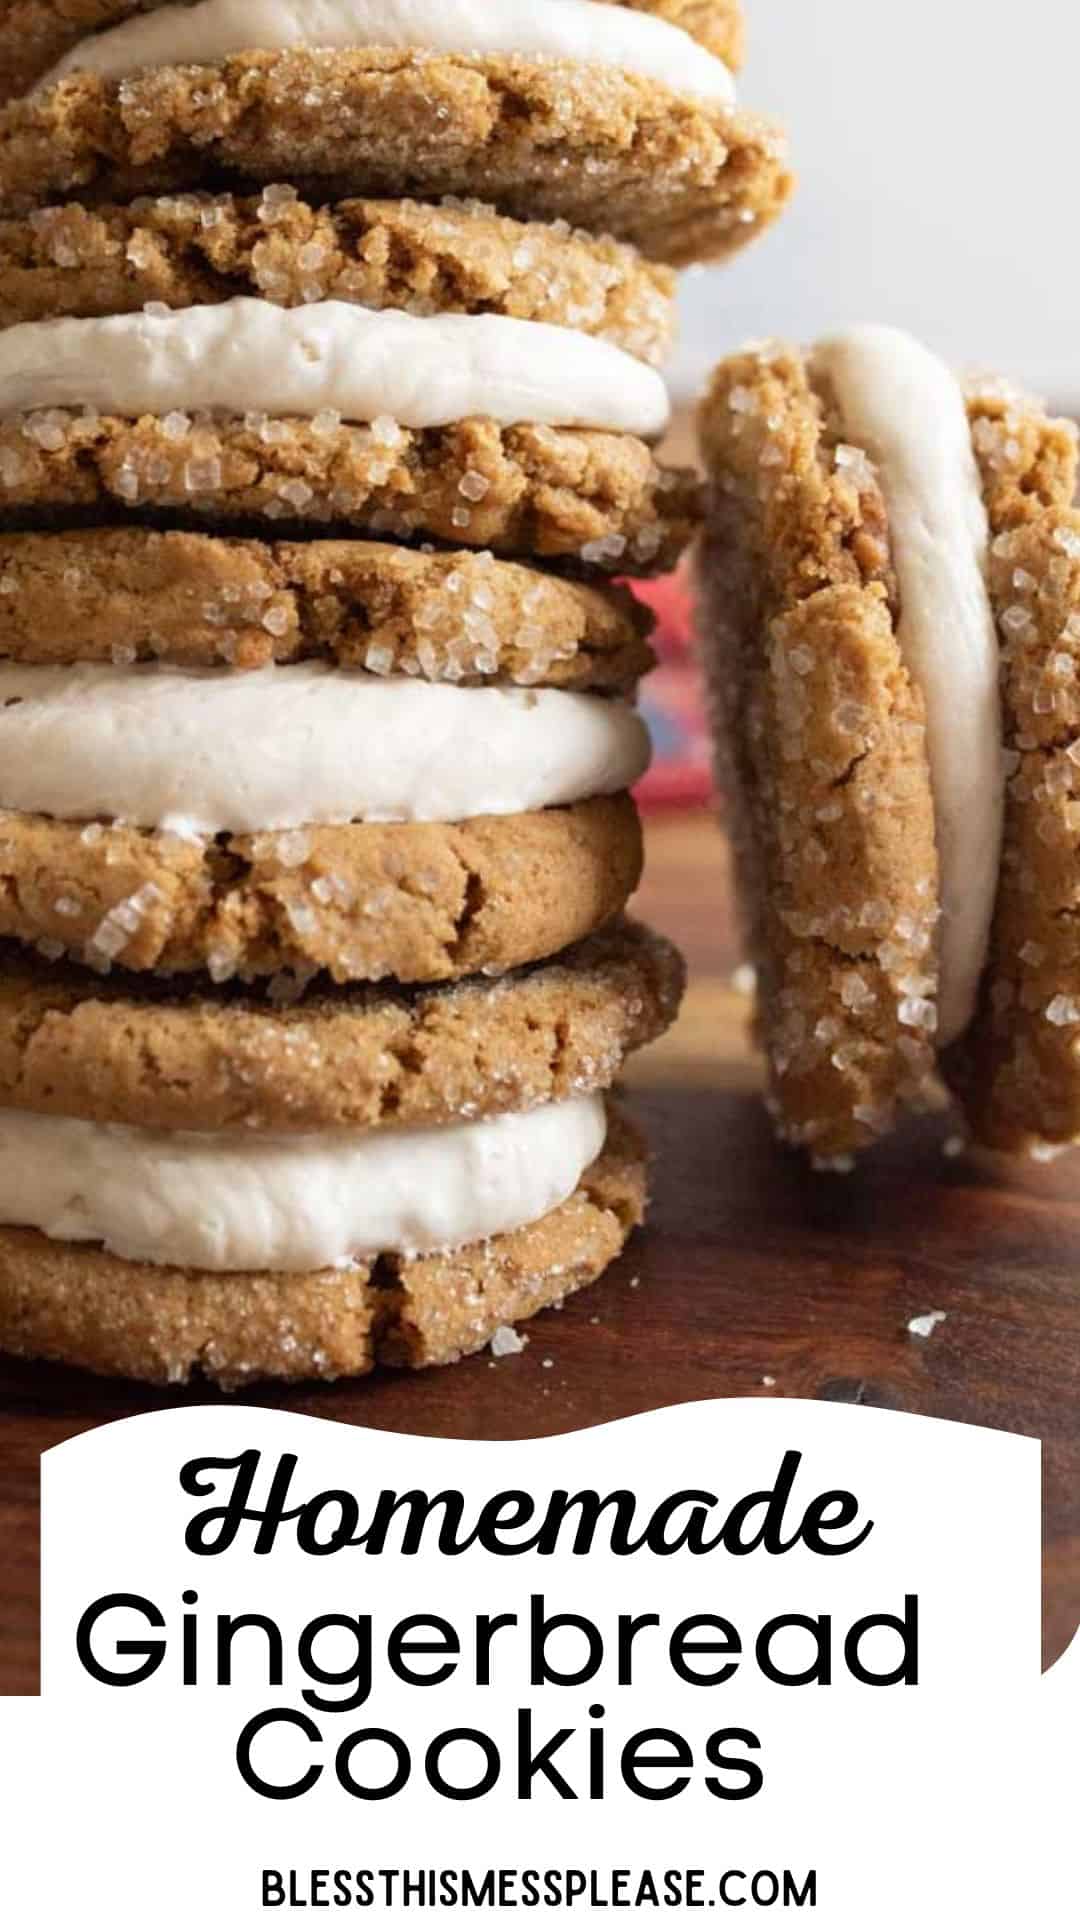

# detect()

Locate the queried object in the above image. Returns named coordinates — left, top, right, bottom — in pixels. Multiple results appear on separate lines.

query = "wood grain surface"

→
left=2, top=813, right=1079, bottom=1692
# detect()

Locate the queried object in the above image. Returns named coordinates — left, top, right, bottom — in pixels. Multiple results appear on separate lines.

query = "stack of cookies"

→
left=0, top=0, right=789, bottom=1384
left=698, top=325, right=1080, bottom=1166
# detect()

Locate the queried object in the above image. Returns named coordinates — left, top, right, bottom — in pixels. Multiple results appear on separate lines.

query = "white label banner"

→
left=0, top=1399, right=1076, bottom=1916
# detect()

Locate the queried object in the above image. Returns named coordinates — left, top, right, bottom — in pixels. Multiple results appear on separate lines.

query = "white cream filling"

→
left=0, top=1093, right=607, bottom=1272
left=0, top=299, right=669, bottom=437
left=41, top=0, right=735, bottom=102
left=0, top=663, right=650, bottom=834
left=810, top=326, right=1003, bottom=1049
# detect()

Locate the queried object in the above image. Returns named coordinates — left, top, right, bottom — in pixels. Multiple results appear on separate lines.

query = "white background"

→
left=676, top=0, right=1080, bottom=405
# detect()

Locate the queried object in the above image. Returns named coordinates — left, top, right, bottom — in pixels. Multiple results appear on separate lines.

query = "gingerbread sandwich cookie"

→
left=0, top=1, right=790, bottom=265
left=0, top=919, right=684, bottom=1381
left=698, top=325, right=1080, bottom=1161
left=0, top=1103, right=647, bottom=1385
left=0, top=299, right=698, bottom=566
left=0, top=527, right=654, bottom=985
left=0, top=568, right=653, bottom=981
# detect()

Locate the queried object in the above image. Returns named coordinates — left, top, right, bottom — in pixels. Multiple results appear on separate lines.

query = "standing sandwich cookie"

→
left=698, top=326, right=1080, bottom=1161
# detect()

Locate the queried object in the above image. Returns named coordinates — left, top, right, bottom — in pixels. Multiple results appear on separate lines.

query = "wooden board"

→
left=2, top=814, right=1079, bottom=1691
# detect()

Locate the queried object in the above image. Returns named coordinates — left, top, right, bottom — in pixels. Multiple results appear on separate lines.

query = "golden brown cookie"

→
left=944, top=386, right=1080, bottom=1154
left=0, top=409, right=699, bottom=573
left=0, top=53, right=792, bottom=267
left=0, top=191, right=677, bottom=364
left=697, top=343, right=943, bottom=1161
left=0, top=1102, right=646, bottom=1385
left=699, top=341, right=1080, bottom=1163
left=0, top=529, right=654, bottom=685
left=0, top=795, right=643, bottom=985
left=0, top=915, right=685, bottom=1132
left=0, top=0, right=746, bottom=104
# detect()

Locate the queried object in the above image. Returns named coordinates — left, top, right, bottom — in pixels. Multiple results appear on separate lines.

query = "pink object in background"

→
left=630, top=569, right=713, bottom=812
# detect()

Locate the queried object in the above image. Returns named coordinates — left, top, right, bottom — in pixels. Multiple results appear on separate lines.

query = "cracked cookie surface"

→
left=0, top=51, right=792, bottom=266
left=0, top=408, right=699, bottom=572
left=0, top=796, right=643, bottom=985
left=697, top=344, right=941, bottom=1160
left=0, top=528, right=654, bottom=683
left=0, top=916, right=685, bottom=1132
left=0, top=191, right=677, bottom=363
left=0, top=1101, right=646, bottom=1384
left=700, top=347, right=1080, bottom=1160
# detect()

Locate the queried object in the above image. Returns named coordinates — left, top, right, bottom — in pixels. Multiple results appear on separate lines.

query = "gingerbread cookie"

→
left=0, top=917, right=685, bottom=1131
left=0, top=191, right=677, bottom=364
left=0, top=52, right=791, bottom=265
left=0, top=529, right=653, bottom=684
left=698, top=337, right=939, bottom=1159
left=0, top=796, right=644, bottom=985
left=699, top=327, right=1080, bottom=1161
left=944, top=386, right=1080, bottom=1154
left=0, top=404, right=697, bottom=572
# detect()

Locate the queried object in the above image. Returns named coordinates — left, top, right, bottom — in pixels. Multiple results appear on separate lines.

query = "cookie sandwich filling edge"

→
left=0, top=1091, right=609, bottom=1271
left=0, top=299, right=671, bottom=437
left=39, top=0, right=737, bottom=103
left=0, top=664, right=651, bottom=834
left=809, top=323, right=1004, bottom=1052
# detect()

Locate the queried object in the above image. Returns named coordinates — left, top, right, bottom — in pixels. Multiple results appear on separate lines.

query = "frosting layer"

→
left=42, top=0, right=736, bottom=101
left=0, top=1093, right=608, bottom=1271
left=0, top=299, right=670, bottom=435
left=0, top=663, right=651, bottom=833
left=811, top=325, right=1002, bottom=1049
